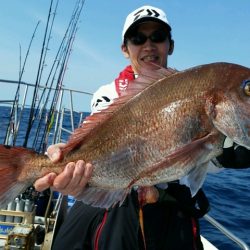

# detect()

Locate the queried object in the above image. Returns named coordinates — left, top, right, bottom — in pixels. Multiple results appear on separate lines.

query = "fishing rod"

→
left=32, top=41, right=69, bottom=151
left=32, top=0, right=84, bottom=151
left=35, top=0, right=82, bottom=114
left=3, top=21, right=40, bottom=146
left=31, top=0, right=77, bottom=150
left=30, top=0, right=61, bottom=151
left=37, top=0, right=85, bottom=152
left=58, top=0, right=84, bottom=88
left=33, top=0, right=59, bottom=119
left=23, top=0, right=54, bottom=147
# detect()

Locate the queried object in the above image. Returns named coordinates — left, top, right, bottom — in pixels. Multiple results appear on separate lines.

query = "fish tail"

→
left=0, top=145, right=37, bottom=208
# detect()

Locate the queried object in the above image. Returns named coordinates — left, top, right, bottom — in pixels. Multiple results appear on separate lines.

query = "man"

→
left=35, top=5, right=250, bottom=250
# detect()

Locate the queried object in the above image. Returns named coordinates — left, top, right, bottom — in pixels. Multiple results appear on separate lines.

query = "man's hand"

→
left=34, top=143, right=93, bottom=196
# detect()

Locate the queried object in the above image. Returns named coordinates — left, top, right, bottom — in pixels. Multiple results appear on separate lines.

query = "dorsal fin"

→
left=62, top=67, right=178, bottom=155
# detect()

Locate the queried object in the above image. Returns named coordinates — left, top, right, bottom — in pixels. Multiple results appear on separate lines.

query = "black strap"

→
left=191, top=189, right=210, bottom=218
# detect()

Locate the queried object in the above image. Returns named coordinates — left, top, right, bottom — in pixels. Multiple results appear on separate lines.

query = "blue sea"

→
left=201, top=168, right=250, bottom=249
left=0, top=106, right=249, bottom=249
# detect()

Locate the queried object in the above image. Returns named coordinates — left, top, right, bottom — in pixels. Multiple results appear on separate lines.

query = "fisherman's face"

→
left=122, top=21, right=174, bottom=74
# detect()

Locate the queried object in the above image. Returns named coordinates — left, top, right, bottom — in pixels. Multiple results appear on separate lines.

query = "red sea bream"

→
left=0, top=62, right=250, bottom=208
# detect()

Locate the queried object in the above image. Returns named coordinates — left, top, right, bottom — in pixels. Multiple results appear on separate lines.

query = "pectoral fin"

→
left=75, top=186, right=131, bottom=208
left=133, top=131, right=220, bottom=187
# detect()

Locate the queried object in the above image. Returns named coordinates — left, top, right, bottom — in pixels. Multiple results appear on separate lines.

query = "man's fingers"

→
left=76, top=163, right=93, bottom=195
left=34, top=159, right=93, bottom=197
left=55, top=161, right=93, bottom=196
left=34, top=173, right=57, bottom=192
left=53, top=162, right=75, bottom=191
left=64, top=160, right=86, bottom=195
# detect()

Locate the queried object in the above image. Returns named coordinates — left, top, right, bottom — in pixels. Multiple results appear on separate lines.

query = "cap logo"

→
left=133, top=8, right=160, bottom=22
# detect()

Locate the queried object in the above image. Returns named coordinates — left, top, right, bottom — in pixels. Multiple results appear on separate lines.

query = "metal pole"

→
left=204, top=214, right=249, bottom=250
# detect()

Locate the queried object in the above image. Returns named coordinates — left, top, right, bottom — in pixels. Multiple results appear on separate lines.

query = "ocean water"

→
left=0, top=106, right=249, bottom=249
left=0, top=106, right=86, bottom=151
left=201, top=168, right=250, bottom=249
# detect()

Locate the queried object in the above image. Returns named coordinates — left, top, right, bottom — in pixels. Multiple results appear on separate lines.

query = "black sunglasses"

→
left=128, top=30, right=169, bottom=45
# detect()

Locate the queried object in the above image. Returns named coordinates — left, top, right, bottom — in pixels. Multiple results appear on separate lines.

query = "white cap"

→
left=122, top=5, right=171, bottom=43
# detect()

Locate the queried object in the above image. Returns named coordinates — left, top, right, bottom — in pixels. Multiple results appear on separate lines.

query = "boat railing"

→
left=203, top=214, right=249, bottom=250
left=0, top=78, right=92, bottom=149
left=54, top=106, right=85, bottom=144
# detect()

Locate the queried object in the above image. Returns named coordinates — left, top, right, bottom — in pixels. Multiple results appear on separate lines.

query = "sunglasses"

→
left=128, top=30, right=169, bottom=45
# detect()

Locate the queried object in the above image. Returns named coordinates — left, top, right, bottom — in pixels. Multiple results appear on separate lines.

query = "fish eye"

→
left=243, top=80, right=250, bottom=96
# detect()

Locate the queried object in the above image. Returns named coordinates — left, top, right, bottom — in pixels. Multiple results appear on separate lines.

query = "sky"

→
left=0, top=0, right=250, bottom=112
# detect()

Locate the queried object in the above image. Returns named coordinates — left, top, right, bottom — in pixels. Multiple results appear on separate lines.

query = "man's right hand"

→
left=34, top=143, right=93, bottom=196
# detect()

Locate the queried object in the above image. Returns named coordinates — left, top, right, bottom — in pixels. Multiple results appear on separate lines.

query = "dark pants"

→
left=52, top=188, right=204, bottom=250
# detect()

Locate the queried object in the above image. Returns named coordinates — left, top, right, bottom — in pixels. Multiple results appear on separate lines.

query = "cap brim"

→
left=124, top=17, right=171, bottom=38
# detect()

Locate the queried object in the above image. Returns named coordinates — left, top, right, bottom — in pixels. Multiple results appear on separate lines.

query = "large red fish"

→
left=0, top=62, right=250, bottom=208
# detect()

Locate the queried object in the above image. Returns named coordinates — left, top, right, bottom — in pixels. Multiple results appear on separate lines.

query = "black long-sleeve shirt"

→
left=217, top=145, right=250, bottom=169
